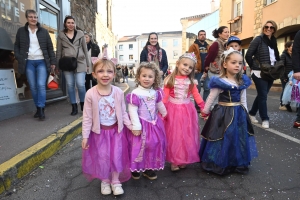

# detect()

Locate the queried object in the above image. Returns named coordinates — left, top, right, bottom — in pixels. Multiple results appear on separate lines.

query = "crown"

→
left=179, top=52, right=197, bottom=64
left=223, top=47, right=241, bottom=59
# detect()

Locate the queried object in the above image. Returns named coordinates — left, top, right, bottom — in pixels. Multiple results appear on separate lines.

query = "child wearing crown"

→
left=163, top=53, right=205, bottom=171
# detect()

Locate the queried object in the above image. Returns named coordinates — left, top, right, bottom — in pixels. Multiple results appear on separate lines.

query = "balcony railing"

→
left=228, top=15, right=242, bottom=35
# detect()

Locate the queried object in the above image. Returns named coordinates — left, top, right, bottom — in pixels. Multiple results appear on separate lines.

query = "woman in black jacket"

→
left=279, top=41, right=293, bottom=112
left=140, top=32, right=168, bottom=77
left=245, top=20, right=280, bottom=129
left=14, top=9, right=56, bottom=120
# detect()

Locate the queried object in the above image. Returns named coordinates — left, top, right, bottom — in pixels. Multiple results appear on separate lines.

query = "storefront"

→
left=0, top=0, right=71, bottom=121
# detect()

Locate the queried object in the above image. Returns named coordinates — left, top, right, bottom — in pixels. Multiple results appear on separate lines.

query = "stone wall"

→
left=253, top=0, right=264, bottom=36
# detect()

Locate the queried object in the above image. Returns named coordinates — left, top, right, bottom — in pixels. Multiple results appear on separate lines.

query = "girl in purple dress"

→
left=126, top=62, right=167, bottom=180
left=82, top=49, right=132, bottom=196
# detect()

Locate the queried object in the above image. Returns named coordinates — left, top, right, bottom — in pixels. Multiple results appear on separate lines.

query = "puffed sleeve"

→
left=126, top=93, right=141, bottom=130
left=156, top=88, right=164, bottom=103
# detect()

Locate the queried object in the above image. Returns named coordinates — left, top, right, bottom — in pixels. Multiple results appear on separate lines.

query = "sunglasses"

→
left=264, top=25, right=275, bottom=30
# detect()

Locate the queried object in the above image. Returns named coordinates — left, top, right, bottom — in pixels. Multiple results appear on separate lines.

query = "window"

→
left=264, top=0, right=276, bottom=5
left=162, top=40, right=167, bottom=47
left=119, top=55, right=124, bottom=61
left=129, top=55, right=133, bottom=60
left=129, top=44, right=133, bottom=50
left=173, top=50, right=179, bottom=59
left=173, top=39, right=178, bottom=47
left=233, top=0, right=243, bottom=17
left=119, top=45, right=123, bottom=50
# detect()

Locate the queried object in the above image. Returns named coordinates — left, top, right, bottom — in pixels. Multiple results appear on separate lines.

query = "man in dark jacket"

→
left=14, top=9, right=56, bottom=120
left=292, top=30, right=300, bottom=128
left=188, top=30, right=210, bottom=111
left=84, top=33, right=100, bottom=91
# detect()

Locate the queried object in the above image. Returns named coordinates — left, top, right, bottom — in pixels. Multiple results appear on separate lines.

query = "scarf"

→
left=262, top=34, right=280, bottom=60
left=87, top=41, right=92, bottom=51
left=147, top=45, right=162, bottom=66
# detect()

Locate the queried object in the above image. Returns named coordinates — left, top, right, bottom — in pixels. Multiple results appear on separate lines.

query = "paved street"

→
left=1, top=78, right=300, bottom=200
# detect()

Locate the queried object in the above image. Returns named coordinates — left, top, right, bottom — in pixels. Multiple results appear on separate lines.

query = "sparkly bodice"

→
left=138, top=93, right=157, bottom=122
left=173, top=77, right=191, bottom=100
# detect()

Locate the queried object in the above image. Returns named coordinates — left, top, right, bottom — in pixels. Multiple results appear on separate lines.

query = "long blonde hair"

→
left=219, top=51, right=244, bottom=85
left=165, top=57, right=195, bottom=92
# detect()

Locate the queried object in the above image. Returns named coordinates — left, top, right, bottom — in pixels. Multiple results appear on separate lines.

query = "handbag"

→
left=260, top=60, right=284, bottom=81
left=47, top=69, right=59, bottom=89
left=59, top=38, right=81, bottom=71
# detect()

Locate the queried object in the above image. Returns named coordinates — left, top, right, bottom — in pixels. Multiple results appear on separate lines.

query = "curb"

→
left=0, top=117, right=83, bottom=195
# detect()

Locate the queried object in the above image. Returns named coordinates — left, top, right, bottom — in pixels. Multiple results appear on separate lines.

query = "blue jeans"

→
left=249, top=73, right=273, bottom=121
left=202, top=74, right=210, bottom=101
left=63, top=71, right=86, bottom=104
left=26, top=59, right=47, bottom=107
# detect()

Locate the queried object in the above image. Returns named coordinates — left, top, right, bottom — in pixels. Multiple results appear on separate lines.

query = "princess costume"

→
left=163, top=76, right=205, bottom=165
left=199, top=75, right=258, bottom=175
left=126, top=86, right=167, bottom=172
left=82, top=86, right=132, bottom=183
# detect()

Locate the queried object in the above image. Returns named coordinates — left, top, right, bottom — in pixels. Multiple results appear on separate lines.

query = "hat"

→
left=226, top=36, right=241, bottom=46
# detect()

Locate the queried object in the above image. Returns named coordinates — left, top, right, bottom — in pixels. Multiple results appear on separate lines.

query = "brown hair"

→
left=165, top=57, right=195, bottom=92
left=219, top=51, right=244, bottom=85
left=261, top=20, right=278, bottom=35
left=212, top=26, right=228, bottom=38
left=63, top=15, right=76, bottom=33
left=135, top=62, right=161, bottom=90
left=92, top=59, right=116, bottom=73
left=25, top=9, right=37, bottom=18
left=284, top=41, right=293, bottom=49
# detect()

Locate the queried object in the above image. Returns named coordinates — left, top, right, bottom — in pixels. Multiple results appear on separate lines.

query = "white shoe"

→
left=262, top=120, right=269, bottom=129
left=249, top=115, right=258, bottom=123
left=101, top=182, right=111, bottom=195
left=111, top=183, right=124, bottom=195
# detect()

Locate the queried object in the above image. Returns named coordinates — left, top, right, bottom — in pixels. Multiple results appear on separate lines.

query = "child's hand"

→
left=289, top=81, right=293, bottom=86
left=132, top=130, right=141, bottom=136
left=82, top=138, right=89, bottom=149
left=200, top=112, right=209, bottom=121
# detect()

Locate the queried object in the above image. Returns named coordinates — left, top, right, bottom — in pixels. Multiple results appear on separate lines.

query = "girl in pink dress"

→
left=126, top=62, right=167, bottom=180
left=81, top=49, right=132, bottom=196
left=163, top=53, right=205, bottom=171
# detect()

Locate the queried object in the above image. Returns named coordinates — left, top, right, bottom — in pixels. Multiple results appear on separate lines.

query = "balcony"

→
left=228, top=15, right=243, bottom=35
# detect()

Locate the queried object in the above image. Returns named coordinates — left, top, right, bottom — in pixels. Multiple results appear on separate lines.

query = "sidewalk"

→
left=0, top=83, right=129, bottom=195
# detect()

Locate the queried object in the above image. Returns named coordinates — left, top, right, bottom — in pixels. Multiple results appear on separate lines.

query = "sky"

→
left=112, top=0, right=220, bottom=38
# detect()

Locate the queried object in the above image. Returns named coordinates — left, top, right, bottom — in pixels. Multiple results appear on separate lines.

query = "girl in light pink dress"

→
left=163, top=53, right=205, bottom=171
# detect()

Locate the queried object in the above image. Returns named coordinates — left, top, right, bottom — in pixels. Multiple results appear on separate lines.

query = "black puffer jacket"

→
left=280, top=50, right=293, bottom=80
left=245, top=34, right=280, bottom=70
left=14, top=22, right=56, bottom=74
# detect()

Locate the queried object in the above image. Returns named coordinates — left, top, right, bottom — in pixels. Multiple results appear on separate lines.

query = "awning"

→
left=0, top=27, right=14, bottom=51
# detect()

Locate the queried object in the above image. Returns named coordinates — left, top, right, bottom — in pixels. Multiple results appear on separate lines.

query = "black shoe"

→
left=131, top=172, right=141, bottom=180
left=142, top=170, right=157, bottom=180
left=37, top=107, right=45, bottom=121
left=34, top=107, right=39, bottom=118
left=71, top=104, right=78, bottom=115
left=80, top=102, right=84, bottom=111
left=234, top=166, right=249, bottom=174
left=285, top=104, right=292, bottom=112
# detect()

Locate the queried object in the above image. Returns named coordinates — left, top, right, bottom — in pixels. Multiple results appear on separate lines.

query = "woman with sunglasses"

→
left=140, top=32, right=168, bottom=82
left=56, top=16, right=90, bottom=115
left=14, top=9, right=56, bottom=120
left=245, top=20, right=280, bottom=129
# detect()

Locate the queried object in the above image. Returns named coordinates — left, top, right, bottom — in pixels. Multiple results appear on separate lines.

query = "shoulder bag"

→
left=59, top=38, right=81, bottom=71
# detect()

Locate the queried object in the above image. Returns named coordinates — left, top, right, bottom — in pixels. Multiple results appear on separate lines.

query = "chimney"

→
left=211, top=0, right=216, bottom=12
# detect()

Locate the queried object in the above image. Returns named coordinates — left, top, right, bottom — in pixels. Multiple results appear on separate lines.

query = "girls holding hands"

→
left=81, top=48, right=132, bottom=196
left=163, top=53, right=205, bottom=171
left=126, top=62, right=167, bottom=180
left=199, top=48, right=258, bottom=175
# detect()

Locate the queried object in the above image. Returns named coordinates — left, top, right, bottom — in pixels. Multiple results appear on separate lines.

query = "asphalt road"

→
left=1, top=78, right=300, bottom=200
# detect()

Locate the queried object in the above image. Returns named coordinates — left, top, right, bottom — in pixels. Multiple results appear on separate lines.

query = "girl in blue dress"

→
left=199, top=48, right=258, bottom=175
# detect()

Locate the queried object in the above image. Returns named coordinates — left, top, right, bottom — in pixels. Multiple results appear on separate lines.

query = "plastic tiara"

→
left=223, top=47, right=241, bottom=59
left=179, top=52, right=197, bottom=63
left=91, top=47, right=118, bottom=65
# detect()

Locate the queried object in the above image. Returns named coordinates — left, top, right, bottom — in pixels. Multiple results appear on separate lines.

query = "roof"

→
left=118, top=35, right=139, bottom=42
left=137, top=31, right=182, bottom=39
left=180, top=13, right=211, bottom=20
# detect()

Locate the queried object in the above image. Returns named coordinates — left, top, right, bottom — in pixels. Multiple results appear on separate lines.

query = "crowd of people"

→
left=13, top=9, right=300, bottom=197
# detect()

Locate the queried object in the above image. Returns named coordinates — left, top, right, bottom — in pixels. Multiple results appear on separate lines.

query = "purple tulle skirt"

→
left=164, top=101, right=200, bottom=165
left=127, top=117, right=166, bottom=172
left=82, top=125, right=131, bottom=183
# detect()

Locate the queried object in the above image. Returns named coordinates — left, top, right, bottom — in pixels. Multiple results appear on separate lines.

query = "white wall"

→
left=116, top=41, right=138, bottom=66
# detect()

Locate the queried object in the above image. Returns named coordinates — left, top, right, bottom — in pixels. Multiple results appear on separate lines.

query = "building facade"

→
left=116, top=35, right=139, bottom=67
left=0, top=0, right=115, bottom=121
left=136, top=31, right=182, bottom=68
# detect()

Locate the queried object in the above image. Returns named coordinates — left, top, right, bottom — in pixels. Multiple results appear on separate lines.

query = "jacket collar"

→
left=58, top=30, right=83, bottom=44
left=25, top=22, right=41, bottom=31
